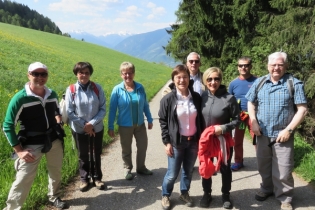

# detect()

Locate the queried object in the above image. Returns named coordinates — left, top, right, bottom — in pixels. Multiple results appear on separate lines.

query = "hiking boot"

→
left=136, top=168, right=153, bottom=175
left=79, top=181, right=89, bottom=192
left=94, top=180, right=107, bottom=190
left=125, top=171, right=133, bottom=180
left=281, top=202, right=293, bottom=210
left=231, top=162, right=244, bottom=171
left=179, top=192, right=193, bottom=207
left=222, top=194, right=233, bottom=209
left=200, top=192, right=212, bottom=208
left=255, top=190, right=273, bottom=201
left=52, top=197, right=68, bottom=209
left=161, top=196, right=170, bottom=210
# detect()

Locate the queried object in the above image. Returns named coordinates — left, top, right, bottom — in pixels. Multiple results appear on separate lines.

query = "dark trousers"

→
left=202, top=147, right=233, bottom=195
left=71, top=129, right=104, bottom=182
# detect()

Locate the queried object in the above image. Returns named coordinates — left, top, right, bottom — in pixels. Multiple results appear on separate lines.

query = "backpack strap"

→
left=255, top=76, right=268, bottom=98
left=91, top=81, right=99, bottom=98
left=286, top=73, right=294, bottom=99
left=69, top=84, right=76, bottom=101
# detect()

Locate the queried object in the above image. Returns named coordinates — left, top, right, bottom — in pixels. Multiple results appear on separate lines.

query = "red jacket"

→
left=198, top=126, right=234, bottom=179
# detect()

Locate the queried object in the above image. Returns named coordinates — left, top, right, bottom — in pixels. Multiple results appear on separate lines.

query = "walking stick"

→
left=87, top=134, right=92, bottom=181
left=92, top=135, right=98, bottom=181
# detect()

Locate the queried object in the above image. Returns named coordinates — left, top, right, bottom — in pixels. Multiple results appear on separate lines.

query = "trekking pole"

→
left=87, top=134, right=92, bottom=181
left=92, top=135, right=98, bottom=181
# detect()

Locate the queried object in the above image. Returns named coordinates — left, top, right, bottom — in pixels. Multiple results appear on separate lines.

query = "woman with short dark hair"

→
left=159, top=64, right=203, bottom=210
left=66, top=62, right=106, bottom=192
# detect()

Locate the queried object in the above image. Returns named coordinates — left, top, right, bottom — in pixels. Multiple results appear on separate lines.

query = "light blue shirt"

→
left=66, top=81, right=106, bottom=134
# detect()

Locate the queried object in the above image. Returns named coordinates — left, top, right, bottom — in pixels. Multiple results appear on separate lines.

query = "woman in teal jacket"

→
left=108, top=61, right=153, bottom=180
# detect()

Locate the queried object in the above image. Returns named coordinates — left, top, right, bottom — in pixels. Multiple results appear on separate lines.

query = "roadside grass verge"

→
left=0, top=22, right=171, bottom=209
left=244, top=129, right=315, bottom=184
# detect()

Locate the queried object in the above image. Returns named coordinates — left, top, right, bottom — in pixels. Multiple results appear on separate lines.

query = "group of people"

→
left=158, top=51, right=307, bottom=210
left=2, top=50, right=307, bottom=210
left=2, top=61, right=154, bottom=209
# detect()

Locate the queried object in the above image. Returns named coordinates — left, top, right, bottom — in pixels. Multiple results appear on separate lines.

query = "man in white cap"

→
left=2, top=62, right=68, bottom=209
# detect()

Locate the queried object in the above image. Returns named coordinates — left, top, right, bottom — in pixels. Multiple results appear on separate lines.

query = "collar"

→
left=25, top=82, right=51, bottom=99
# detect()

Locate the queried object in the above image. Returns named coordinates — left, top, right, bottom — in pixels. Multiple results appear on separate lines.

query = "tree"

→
left=166, top=0, right=315, bottom=145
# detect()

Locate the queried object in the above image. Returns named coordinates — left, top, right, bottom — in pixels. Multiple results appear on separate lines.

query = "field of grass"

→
left=0, top=22, right=172, bottom=209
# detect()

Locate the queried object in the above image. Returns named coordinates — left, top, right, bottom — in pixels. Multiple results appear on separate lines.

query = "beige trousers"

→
left=5, top=140, right=64, bottom=210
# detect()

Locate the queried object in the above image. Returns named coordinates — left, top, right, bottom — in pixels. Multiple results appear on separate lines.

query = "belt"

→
left=181, top=135, right=195, bottom=141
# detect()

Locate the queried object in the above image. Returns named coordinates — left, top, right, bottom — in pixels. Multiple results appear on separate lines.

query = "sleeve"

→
left=89, top=84, right=106, bottom=125
left=2, top=94, right=23, bottom=146
left=293, top=80, right=307, bottom=105
left=108, top=86, right=119, bottom=130
left=245, top=79, right=260, bottom=103
left=66, top=86, right=85, bottom=129
left=221, top=95, right=241, bottom=133
left=51, top=90, right=61, bottom=116
left=158, top=97, right=170, bottom=145
left=228, top=81, right=234, bottom=95
left=142, top=86, right=153, bottom=123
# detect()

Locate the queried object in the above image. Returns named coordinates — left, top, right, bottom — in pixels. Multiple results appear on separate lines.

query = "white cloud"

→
left=48, top=0, right=120, bottom=14
left=146, top=2, right=166, bottom=20
left=146, top=2, right=156, bottom=8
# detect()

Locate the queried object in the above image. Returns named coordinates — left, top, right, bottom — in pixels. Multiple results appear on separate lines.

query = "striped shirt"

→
left=245, top=74, right=307, bottom=137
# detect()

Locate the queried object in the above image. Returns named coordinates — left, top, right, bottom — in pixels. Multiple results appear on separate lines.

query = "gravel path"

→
left=62, top=82, right=315, bottom=210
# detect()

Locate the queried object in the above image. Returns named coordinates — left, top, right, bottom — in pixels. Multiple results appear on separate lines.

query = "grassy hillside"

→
left=0, top=22, right=171, bottom=209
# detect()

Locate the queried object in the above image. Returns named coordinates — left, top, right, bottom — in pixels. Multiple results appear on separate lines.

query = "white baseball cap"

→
left=28, top=62, right=48, bottom=72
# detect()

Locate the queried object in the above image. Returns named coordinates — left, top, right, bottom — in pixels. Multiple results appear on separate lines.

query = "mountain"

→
left=113, top=28, right=178, bottom=66
left=69, top=31, right=132, bottom=48
left=70, top=28, right=179, bottom=66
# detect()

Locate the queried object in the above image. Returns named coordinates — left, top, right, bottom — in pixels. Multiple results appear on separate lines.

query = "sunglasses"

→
left=30, top=72, right=48, bottom=78
left=238, top=64, right=250, bottom=68
left=188, top=60, right=200, bottom=64
left=206, top=77, right=221, bottom=83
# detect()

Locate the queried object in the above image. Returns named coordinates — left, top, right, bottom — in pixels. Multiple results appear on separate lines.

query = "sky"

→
left=13, top=0, right=180, bottom=36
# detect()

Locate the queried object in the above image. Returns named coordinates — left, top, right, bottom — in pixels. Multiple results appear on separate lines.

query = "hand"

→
left=84, top=123, right=94, bottom=133
left=276, top=129, right=291, bottom=143
left=251, top=120, right=262, bottom=136
left=148, top=123, right=153, bottom=130
left=165, top=143, right=173, bottom=157
left=108, top=130, right=115, bottom=138
left=87, top=130, right=96, bottom=137
left=17, top=149, right=36, bottom=163
left=214, top=125, right=222, bottom=136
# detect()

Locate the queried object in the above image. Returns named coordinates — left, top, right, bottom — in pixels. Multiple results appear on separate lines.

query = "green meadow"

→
left=0, top=22, right=171, bottom=209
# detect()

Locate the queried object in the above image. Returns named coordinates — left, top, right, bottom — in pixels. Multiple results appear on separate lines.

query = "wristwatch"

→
left=287, top=128, right=294, bottom=134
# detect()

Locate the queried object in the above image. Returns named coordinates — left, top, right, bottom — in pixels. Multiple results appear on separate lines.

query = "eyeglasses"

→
left=121, top=72, right=134, bottom=76
left=269, top=64, right=284, bottom=68
left=78, top=71, right=90, bottom=75
left=238, top=64, right=250, bottom=68
left=206, top=77, right=221, bottom=83
left=188, top=60, right=200, bottom=64
left=30, top=72, right=48, bottom=78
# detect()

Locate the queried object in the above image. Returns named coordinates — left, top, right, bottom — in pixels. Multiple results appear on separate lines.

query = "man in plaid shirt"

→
left=245, top=52, right=307, bottom=210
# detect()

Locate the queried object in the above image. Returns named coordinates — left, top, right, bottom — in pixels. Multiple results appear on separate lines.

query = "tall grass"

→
left=0, top=22, right=171, bottom=209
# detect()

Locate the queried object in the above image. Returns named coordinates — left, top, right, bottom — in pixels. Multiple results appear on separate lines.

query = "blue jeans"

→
left=162, top=139, right=198, bottom=196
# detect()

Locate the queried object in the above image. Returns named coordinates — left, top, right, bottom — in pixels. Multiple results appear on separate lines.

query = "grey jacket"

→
left=201, top=85, right=240, bottom=134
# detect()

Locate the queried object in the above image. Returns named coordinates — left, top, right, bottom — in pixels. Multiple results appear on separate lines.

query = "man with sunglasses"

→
left=2, top=62, right=68, bottom=209
left=186, top=52, right=205, bottom=95
left=228, top=56, right=257, bottom=171
left=162, top=52, right=205, bottom=96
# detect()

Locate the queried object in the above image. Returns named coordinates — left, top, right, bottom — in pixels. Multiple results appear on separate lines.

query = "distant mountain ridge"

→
left=70, top=28, right=178, bottom=66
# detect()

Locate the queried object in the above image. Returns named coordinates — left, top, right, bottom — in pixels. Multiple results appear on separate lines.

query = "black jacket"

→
left=158, top=81, right=204, bottom=146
